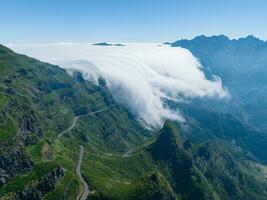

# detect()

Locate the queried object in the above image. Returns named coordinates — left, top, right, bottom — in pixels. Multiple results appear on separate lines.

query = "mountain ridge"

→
left=169, top=34, right=266, bottom=45
left=169, top=34, right=267, bottom=131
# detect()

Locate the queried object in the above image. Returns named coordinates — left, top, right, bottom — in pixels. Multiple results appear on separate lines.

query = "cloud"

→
left=10, top=43, right=228, bottom=127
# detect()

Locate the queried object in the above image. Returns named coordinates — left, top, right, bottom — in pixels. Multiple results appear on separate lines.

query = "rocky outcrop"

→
left=0, top=103, right=43, bottom=187
left=5, top=87, right=16, bottom=95
left=18, top=114, right=42, bottom=137
left=0, top=149, right=32, bottom=187
left=14, top=165, right=64, bottom=200
left=16, top=112, right=43, bottom=145
left=2, top=99, right=43, bottom=144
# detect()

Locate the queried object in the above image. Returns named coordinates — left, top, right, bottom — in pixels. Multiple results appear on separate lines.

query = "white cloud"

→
left=10, top=43, right=228, bottom=127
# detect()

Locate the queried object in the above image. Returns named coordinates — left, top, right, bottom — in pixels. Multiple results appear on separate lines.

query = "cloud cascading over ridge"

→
left=10, top=43, right=228, bottom=127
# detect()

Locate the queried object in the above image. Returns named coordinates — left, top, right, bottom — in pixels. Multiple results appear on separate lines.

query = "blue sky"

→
left=1, top=0, right=267, bottom=43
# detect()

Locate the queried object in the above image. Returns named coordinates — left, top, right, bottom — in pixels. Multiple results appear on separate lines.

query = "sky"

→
left=1, top=0, right=267, bottom=43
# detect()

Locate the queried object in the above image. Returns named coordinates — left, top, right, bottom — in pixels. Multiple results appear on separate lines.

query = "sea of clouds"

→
left=10, top=43, right=228, bottom=127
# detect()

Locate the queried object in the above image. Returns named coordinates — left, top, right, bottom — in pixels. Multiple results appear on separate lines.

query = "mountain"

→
left=0, top=44, right=149, bottom=199
left=1, top=44, right=267, bottom=200
left=81, top=120, right=267, bottom=199
left=170, top=35, right=267, bottom=130
left=172, top=103, right=267, bottom=163
left=93, top=42, right=125, bottom=46
left=171, top=35, right=267, bottom=84
left=192, top=140, right=267, bottom=200
left=148, top=121, right=215, bottom=200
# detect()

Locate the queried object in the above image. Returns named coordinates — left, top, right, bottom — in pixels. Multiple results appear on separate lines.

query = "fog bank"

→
left=10, top=43, right=228, bottom=127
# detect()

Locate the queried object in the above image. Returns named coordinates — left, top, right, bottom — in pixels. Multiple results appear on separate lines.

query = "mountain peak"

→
left=151, top=120, right=182, bottom=160
left=194, top=34, right=230, bottom=41
left=159, top=120, right=181, bottom=146
left=236, top=35, right=264, bottom=46
left=242, top=35, right=260, bottom=40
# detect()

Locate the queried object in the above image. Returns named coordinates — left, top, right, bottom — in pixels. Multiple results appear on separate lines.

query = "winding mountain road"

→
left=58, top=106, right=110, bottom=138
left=57, top=106, right=110, bottom=200
left=76, top=145, right=89, bottom=200
left=58, top=116, right=78, bottom=139
left=122, top=150, right=133, bottom=158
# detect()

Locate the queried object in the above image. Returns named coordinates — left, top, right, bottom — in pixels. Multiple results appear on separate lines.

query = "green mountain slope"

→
left=80, top=120, right=267, bottom=200
left=0, top=44, right=150, bottom=199
left=148, top=121, right=215, bottom=200
left=172, top=103, right=267, bottom=163
left=192, top=140, right=267, bottom=200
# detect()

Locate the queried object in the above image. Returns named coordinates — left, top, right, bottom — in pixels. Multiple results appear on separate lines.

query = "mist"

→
left=11, top=43, right=228, bottom=127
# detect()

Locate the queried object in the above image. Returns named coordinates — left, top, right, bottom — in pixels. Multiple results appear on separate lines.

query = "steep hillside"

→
left=148, top=121, right=215, bottom=200
left=77, top=121, right=214, bottom=200
left=192, top=140, right=267, bottom=200
left=172, top=103, right=267, bottom=163
left=79, top=121, right=267, bottom=200
left=0, top=44, right=150, bottom=199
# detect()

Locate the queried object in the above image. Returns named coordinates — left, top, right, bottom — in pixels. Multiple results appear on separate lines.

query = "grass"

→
left=19, top=137, right=82, bottom=200
left=43, top=138, right=81, bottom=200
left=0, top=118, right=16, bottom=142
left=26, top=139, right=54, bottom=162
left=79, top=141, right=156, bottom=199
left=44, top=172, right=80, bottom=200
left=0, top=93, right=7, bottom=107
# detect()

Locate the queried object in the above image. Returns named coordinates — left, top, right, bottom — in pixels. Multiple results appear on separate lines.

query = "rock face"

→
left=18, top=114, right=42, bottom=136
left=0, top=149, right=32, bottom=187
left=14, top=165, right=64, bottom=200
left=17, top=113, right=43, bottom=145
left=5, top=88, right=16, bottom=95
left=0, top=105, right=43, bottom=187
left=2, top=100, right=43, bottom=145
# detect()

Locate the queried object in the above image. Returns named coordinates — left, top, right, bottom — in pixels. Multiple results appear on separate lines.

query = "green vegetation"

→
left=0, top=93, right=7, bottom=107
left=78, top=120, right=267, bottom=199
left=128, top=171, right=177, bottom=200
left=0, top=44, right=150, bottom=199
left=0, top=118, right=16, bottom=142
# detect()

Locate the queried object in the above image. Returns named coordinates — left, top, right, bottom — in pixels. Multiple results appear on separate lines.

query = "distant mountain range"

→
left=169, top=35, right=267, bottom=131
